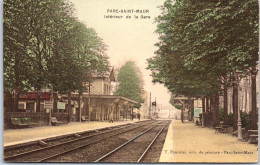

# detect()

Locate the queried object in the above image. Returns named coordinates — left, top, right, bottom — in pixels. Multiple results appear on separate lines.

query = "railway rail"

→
left=4, top=120, right=157, bottom=162
left=95, top=121, right=170, bottom=162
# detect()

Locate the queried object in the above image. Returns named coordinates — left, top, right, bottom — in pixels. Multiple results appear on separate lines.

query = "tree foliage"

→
left=115, top=61, right=143, bottom=109
left=147, top=0, right=258, bottom=97
left=4, top=0, right=109, bottom=111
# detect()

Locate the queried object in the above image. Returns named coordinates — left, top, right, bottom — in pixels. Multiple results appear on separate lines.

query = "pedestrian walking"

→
left=109, top=111, right=113, bottom=123
left=137, top=113, right=141, bottom=121
left=109, top=106, right=114, bottom=123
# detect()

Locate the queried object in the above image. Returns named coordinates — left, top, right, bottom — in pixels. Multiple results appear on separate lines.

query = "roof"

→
left=62, top=94, right=138, bottom=104
left=19, top=92, right=51, bottom=100
left=90, top=67, right=116, bottom=81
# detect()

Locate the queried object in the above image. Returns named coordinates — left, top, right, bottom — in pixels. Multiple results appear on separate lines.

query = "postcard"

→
left=3, top=0, right=259, bottom=163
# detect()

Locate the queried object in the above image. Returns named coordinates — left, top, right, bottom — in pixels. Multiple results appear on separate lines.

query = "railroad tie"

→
left=38, top=140, right=48, bottom=147
left=74, top=134, right=81, bottom=138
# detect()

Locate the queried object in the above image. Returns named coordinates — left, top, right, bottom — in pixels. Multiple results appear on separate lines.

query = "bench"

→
left=21, top=117, right=37, bottom=127
left=248, top=130, right=258, bottom=143
left=10, top=118, right=29, bottom=129
left=50, top=117, right=63, bottom=126
left=215, top=121, right=228, bottom=134
left=195, top=120, right=202, bottom=126
left=81, top=116, right=88, bottom=122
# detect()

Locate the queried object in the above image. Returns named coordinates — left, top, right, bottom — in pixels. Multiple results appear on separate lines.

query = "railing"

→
left=4, top=112, right=69, bottom=129
left=52, top=113, right=69, bottom=123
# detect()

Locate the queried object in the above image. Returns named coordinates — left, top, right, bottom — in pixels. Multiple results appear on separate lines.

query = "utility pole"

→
left=149, top=92, right=151, bottom=119
left=88, top=81, right=91, bottom=122
left=155, top=97, right=156, bottom=116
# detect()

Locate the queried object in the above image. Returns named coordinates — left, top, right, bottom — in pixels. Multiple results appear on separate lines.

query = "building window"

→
left=18, top=102, right=26, bottom=110
left=26, top=102, right=35, bottom=112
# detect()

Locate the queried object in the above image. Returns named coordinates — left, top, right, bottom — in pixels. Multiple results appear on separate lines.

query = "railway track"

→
left=46, top=120, right=170, bottom=162
left=4, top=120, right=156, bottom=162
left=95, top=121, right=170, bottom=162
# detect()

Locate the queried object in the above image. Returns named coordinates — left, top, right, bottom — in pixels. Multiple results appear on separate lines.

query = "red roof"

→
left=19, top=92, right=51, bottom=100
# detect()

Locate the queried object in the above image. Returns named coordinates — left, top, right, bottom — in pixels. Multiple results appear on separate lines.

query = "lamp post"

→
left=234, top=71, right=243, bottom=141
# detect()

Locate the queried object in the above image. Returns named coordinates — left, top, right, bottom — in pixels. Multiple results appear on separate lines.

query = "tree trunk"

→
left=4, top=91, right=13, bottom=112
left=206, top=96, right=209, bottom=112
left=68, top=92, right=71, bottom=122
left=202, top=96, right=205, bottom=113
left=78, top=93, right=81, bottom=122
left=223, top=76, right=228, bottom=124
left=181, top=102, right=185, bottom=123
left=36, top=90, right=41, bottom=112
left=251, top=68, right=257, bottom=129
left=188, top=96, right=192, bottom=121
left=215, top=93, right=220, bottom=123
left=13, top=90, right=20, bottom=112
left=210, top=94, right=215, bottom=124
left=191, top=99, right=194, bottom=121
left=232, top=72, right=238, bottom=131
left=53, top=92, right=58, bottom=113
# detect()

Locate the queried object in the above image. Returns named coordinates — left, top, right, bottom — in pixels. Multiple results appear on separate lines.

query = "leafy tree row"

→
left=4, top=0, right=109, bottom=112
left=115, top=61, right=143, bottom=109
left=148, top=0, right=258, bottom=129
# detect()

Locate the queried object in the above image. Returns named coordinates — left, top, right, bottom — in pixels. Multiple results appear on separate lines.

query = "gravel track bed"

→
left=4, top=125, right=128, bottom=157
left=5, top=120, right=155, bottom=162
left=45, top=121, right=161, bottom=162
left=4, top=131, right=96, bottom=158
left=100, top=122, right=167, bottom=162
left=141, top=122, right=170, bottom=162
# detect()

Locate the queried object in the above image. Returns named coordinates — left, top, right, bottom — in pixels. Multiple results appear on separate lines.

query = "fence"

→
left=4, top=112, right=69, bottom=129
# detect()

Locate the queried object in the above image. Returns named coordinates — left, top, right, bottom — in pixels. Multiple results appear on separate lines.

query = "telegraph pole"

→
left=88, top=81, right=91, bottom=122
left=155, top=97, right=157, bottom=115
left=149, top=92, right=151, bottom=119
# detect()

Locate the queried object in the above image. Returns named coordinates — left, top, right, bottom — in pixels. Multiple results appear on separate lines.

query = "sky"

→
left=69, top=0, right=172, bottom=108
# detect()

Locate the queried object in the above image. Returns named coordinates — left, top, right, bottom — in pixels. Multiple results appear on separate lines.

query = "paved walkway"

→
left=4, top=119, right=143, bottom=147
left=159, top=120, right=258, bottom=163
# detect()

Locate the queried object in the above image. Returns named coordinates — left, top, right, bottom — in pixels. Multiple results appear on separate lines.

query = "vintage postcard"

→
left=3, top=0, right=259, bottom=163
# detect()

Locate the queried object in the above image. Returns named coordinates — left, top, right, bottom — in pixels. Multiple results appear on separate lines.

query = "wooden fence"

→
left=4, top=112, right=69, bottom=129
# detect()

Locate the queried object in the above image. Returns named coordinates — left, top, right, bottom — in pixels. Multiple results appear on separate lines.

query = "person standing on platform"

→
left=137, top=112, right=141, bottom=121
left=109, top=105, right=114, bottom=123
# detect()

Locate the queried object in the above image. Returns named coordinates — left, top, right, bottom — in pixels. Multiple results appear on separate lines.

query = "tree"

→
left=4, top=0, right=36, bottom=111
left=115, top=61, right=143, bottom=109
left=147, top=0, right=258, bottom=127
left=4, top=0, right=109, bottom=112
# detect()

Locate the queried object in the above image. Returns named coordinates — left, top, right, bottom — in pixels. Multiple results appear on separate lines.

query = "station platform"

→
left=159, top=120, right=258, bottom=163
left=4, top=119, right=145, bottom=147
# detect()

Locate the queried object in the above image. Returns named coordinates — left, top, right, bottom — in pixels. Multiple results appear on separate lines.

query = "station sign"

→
left=194, top=108, right=202, bottom=118
left=44, top=100, right=53, bottom=109
left=57, top=102, right=66, bottom=109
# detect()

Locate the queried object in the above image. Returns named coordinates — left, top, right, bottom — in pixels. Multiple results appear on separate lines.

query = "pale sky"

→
left=69, top=0, right=172, bottom=107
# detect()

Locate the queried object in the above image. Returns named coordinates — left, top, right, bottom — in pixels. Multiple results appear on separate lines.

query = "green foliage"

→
left=169, top=93, right=175, bottom=106
left=219, top=108, right=252, bottom=129
left=241, top=111, right=252, bottom=129
left=147, top=0, right=258, bottom=98
left=219, top=107, right=225, bottom=121
left=174, top=104, right=182, bottom=110
left=3, top=0, right=109, bottom=96
left=227, top=113, right=234, bottom=126
left=115, top=61, right=143, bottom=109
left=219, top=107, right=233, bottom=126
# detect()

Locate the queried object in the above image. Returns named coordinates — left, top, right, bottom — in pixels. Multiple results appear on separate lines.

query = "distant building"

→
left=85, top=67, right=116, bottom=95
left=139, top=90, right=149, bottom=119
left=5, top=67, right=138, bottom=129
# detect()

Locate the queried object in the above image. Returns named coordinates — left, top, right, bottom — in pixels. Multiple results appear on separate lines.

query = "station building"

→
left=4, top=68, right=138, bottom=129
